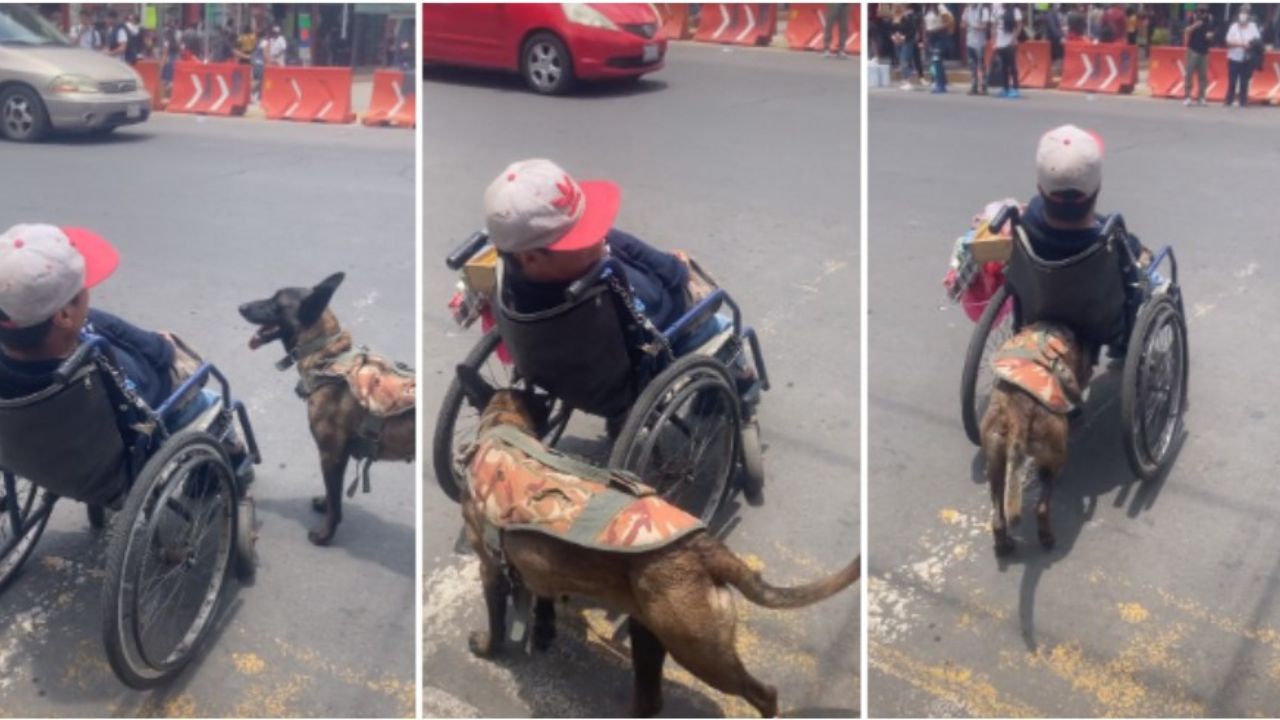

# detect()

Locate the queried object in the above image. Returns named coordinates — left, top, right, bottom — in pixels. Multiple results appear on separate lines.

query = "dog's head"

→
left=238, top=272, right=345, bottom=351
left=455, top=364, right=551, bottom=438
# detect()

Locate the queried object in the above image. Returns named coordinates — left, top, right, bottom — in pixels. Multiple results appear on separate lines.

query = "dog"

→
left=239, top=272, right=415, bottom=545
left=455, top=365, right=859, bottom=717
left=980, top=321, right=1090, bottom=555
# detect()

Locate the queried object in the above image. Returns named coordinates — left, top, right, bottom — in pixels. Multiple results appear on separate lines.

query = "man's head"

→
left=0, top=225, right=118, bottom=357
left=107, top=10, right=119, bottom=22
left=483, top=159, right=619, bottom=283
left=1036, top=124, right=1103, bottom=225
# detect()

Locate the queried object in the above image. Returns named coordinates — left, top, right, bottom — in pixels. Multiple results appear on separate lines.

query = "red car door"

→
left=422, top=3, right=510, bottom=69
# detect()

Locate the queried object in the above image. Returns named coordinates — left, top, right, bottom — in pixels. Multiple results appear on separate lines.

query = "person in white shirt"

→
left=1224, top=11, right=1262, bottom=107
left=261, top=25, right=288, bottom=66
left=70, top=9, right=98, bottom=50
left=993, top=3, right=1023, bottom=98
left=962, top=4, right=992, bottom=95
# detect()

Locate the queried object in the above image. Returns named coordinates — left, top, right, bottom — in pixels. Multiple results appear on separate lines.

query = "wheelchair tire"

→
left=1121, top=295, right=1188, bottom=482
left=739, top=420, right=766, bottom=506
left=234, top=494, right=257, bottom=582
left=102, top=430, right=236, bottom=689
left=609, top=354, right=741, bottom=525
left=960, top=285, right=1016, bottom=446
left=88, top=504, right=106, bottom=529
left=0, top=473, right=55, bottom=594
left=432, top=329, right=571, bottom=503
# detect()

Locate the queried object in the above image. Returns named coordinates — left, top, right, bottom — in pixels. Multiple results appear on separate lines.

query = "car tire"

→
left=521, top=32, right=575, bottom=95
left=0, top=85, right=50, bottom=143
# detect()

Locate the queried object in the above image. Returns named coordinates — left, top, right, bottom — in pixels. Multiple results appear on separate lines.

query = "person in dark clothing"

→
left=1183, top=8, right=1213, bottom=106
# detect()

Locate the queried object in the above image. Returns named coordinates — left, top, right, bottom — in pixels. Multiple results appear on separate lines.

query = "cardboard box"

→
left=968, top=221, right=1012, bottom=263
left=462, top=246, right=499, bottom=296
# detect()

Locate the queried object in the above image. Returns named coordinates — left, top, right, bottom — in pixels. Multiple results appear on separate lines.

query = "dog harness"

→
left=991, top=322, right=1083, bottom=415
left=279, top=330, right=415, bottom=496
left=466, top=424, right=704, bottom=553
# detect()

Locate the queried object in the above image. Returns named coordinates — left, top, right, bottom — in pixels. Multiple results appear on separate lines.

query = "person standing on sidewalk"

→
left=822, top=3, right=852, bottom=59
left=892, top=5, right=920, bottom=90
left=994, top=3, right=1023, bottom=98
left=1183, top=8, right=1213, bottom=107
left=924, top=5, right=949, bottom=92
left=962, top=4, right=992, bottom=95
left=1225, top=10, right=1262, bottom=108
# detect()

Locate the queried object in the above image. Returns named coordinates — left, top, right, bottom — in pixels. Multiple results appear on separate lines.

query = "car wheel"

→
left=521, top=32, right=575, bottom=95
left=0, top=85, right=50, bottom=142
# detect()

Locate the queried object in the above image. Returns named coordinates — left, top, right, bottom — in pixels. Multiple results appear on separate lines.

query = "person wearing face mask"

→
left=1225, top=9, right=1262, bottom=108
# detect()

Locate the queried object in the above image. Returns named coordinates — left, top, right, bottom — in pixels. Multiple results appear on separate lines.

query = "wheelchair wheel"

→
left=1121, top=295, right=1188, bottom=481
left=960, top=285, right=1016, bottom=445
left=101, top=430, right=236, bottom=689
left=0, top=473, right=55, bottom=594
left=234, top=494, right=257, bottom=582
left=609, top=355, right=740, bottom=524
left=432, top=329, right=571, bottom=503
left=739, top=419, right=765, bottom=505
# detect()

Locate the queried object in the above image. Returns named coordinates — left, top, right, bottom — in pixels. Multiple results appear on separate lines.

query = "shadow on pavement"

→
left=254, top=496, right=415, bottom=579
left=422, top=65, right=667, bottom=99
left=46, top=130, right=154, bottom=146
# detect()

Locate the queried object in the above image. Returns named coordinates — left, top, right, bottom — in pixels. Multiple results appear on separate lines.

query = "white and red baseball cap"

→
left=1036, top=124, right=1104, bottom=200
left=483, top=158, right=620, bottom=254
left=0, top=224, right=118, bottom=329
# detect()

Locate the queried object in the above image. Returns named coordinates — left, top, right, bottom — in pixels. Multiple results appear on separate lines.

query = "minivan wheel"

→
left=0, top=85, right=50, bottom=142
left=521, top=32, right=575, bottom=95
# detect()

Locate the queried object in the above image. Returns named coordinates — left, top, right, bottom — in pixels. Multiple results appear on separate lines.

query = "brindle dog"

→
left=980, top=326, right=1090, bottom=555
left=455, top=365, right=859, bottom=718
left=239, top=273, right=414, bottom=545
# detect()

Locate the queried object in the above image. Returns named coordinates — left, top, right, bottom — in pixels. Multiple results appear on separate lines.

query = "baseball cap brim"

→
left=62, top=227, right=119, bottom=289
left=546, top=180, right=620, bottom=252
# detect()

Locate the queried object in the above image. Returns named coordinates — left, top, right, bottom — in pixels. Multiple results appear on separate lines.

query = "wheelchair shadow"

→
left=969, top=369, right=1187, bottom=652
left=253, top=496, right=415, bottom=579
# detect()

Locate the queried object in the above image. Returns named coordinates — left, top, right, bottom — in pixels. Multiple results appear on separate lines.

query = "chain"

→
left=606, top=273, right=674, bottom=363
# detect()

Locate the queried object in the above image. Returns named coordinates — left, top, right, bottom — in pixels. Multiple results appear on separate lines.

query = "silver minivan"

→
left=0, top=5, right=151, bottom=142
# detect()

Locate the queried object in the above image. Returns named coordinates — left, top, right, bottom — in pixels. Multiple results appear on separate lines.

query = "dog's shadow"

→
left=970, top=369, right=1186, bottom=651
left=254, top=495, right=415, bottom=578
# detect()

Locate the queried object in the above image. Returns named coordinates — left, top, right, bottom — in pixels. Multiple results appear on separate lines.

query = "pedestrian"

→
left=261, top=25, right=288, bottom=67
left=891, top=5, right=919, bottom=90
left=1225, top=10, right=1261, bottom=108
left=993, top=3, right=1023, bottom=98
left=962, top=3, right=992, bottom=95
left=1125, top=7, right=1138, bottom=45
left=923, top=5, right=950, bottom=93
left=1087, top=4, right=1104, bottom=42
left=822, top=3, right=852, bottom=59
left=1043, top=4, right=1064, bottom=64
left=70, top=9, right=99, bottom=50
left=160, top=18, right=180, bottom=97
left=105, top=11, right=142, bottom=66
left=1183, top=7, right=1212, bottom=107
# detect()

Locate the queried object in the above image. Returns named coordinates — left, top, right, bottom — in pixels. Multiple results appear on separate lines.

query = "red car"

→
left=422, top=3, right=667, bottom=94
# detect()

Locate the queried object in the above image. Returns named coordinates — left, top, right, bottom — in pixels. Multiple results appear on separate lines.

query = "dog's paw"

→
left=630, top=697, right=664, bottom=718
left=1038, top=530, right=1056, bottom=549
left=468, top=630, right=500, bottom=659
left=532, top=621, right=557, bottom=652
left=311, top=495, right=328, bottom=514
left=993, top=536, right=1016, bottom=557
left=308, top=527, right=335, bottom=546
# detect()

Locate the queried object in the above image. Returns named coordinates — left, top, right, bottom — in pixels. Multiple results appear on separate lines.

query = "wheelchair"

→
left=433, top=231, right=770, bottom=524
left=959, top=206, right=1188, bottom=481
left=0, top=335, right=261, bottom=689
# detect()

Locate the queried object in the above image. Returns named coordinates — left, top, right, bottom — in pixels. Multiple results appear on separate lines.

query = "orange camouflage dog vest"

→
left=991, top=322, right=1083, bottom=414
left=467, top=425, right=704, bottom=553
left=316, top=352, right=415, bottom=419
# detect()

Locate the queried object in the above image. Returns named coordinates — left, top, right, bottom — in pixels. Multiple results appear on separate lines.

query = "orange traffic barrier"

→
left=656, top=3, right=691, bottom=41
left=845, top=5, right=861, bottom=55
left=362, top=69, right=414, bottom=128
left=1059, top=41, right=1138, bottom=94
left=260, top=66, right=355, bottom=124
left=786, top=4, right=861, bottom=53
left=1250, top=51, right=1280, bottom=105
left=133, top=59, right=166, bottom=110
left=983, top=41, right=1053, bottom=89
left=694, top=4, right=775, bottom=46
left=167, top=61, right=250, bottom=116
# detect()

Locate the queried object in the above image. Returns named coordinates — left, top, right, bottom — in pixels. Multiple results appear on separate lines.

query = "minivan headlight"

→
left=562, top=3, right=619, bottom=31
left=50, top=74, right=100, bottom=94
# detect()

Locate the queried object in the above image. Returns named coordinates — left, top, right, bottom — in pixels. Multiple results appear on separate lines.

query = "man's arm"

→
left=606, top=230, right=688, bottom=293
left=87, top=309, right=175, bottom=372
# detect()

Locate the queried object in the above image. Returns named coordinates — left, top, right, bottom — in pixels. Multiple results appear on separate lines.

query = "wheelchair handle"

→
left=53, top=335, right=109, bottom=385
left=445, top=230, right=491, bottom=270
left=989, top=203, right=1022, bottom=235
left=1100, top=213, right=1128, bottom=244
left=566, top=257, right=623, bottom=302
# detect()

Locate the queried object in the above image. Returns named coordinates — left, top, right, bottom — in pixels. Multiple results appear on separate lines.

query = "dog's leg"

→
left=985, top=445, right=1015, bottom=557
left=308, top=450, right=348, bottom=546
left=469, top=562, right=510, bottom=659
left=629, top=618, right=667, bottom=718
left=531, top=596, right=556, bottom=652
left=1036, top=466, right=1056, bottom=549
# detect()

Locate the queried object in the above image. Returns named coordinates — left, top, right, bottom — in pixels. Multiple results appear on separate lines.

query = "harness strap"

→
left=276, top=332, right=346, bottom=372
left=481, top=424, right=652, bottom=495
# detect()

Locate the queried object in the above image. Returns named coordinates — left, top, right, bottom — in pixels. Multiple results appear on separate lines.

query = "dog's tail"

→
left=1003, top=412, right=1034, bottom=527
left=697, top=538, right=860, bottom=609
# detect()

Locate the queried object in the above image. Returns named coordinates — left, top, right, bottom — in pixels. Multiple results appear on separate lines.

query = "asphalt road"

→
left=423, top=43, right=860, bottom=717
left=0, top=114, right=415, bottom=717
left=867, top=88, right=1280, bottom=717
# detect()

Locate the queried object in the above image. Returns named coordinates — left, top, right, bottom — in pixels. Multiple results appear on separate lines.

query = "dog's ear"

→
left=456, top=364, right=495, bottom=411
left=298, top=273, right=346, bottom=327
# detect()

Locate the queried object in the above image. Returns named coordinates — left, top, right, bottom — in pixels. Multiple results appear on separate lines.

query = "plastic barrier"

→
left=1250, top=51, right=1280, bottom=105
left=655, top=3, right=691, bottom=41
left=983, top=41, right=1053, bottom=88
left=845, top=5, right=861, bottom=55
left=786, top=4, right=861, bottom=54
left=167, top=61, right=251, bottom=116
left=133, top=59, right=166, bottom=110
left=1147, top=46, right=1227, bottom=100
left=1059, top=41, right=1138, bottom=94
left=694, top=4, right=776, bottom=46
left=362, top=69, right=415, bottom=128
left=260, top=66, right=355, bottom=124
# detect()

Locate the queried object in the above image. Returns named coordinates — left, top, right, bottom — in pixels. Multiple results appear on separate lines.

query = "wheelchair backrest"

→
left=1005, top=226, right=1129, bottom=348
left=0, top=362, right=131, bottom=506
left=495, top=271, right=640, bottom=419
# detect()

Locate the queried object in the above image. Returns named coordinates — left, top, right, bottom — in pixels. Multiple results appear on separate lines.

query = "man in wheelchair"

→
left=0, top=224, right=248, bottom=467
